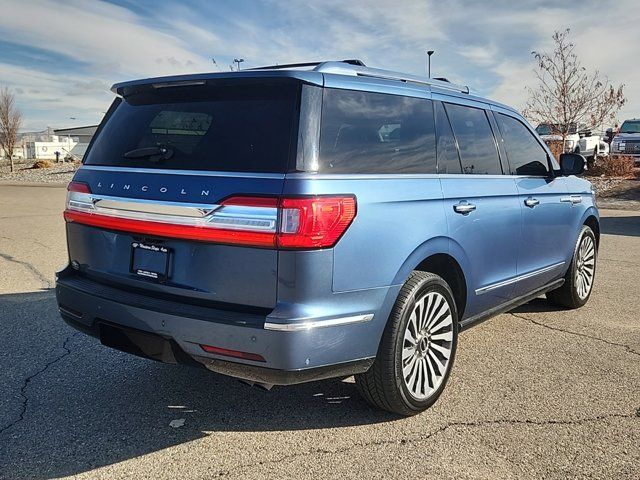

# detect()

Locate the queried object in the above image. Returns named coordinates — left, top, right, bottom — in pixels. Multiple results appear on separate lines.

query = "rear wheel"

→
left=355, top=271, right=458, bottom=416
left=547, top=226, right=597, bottom=308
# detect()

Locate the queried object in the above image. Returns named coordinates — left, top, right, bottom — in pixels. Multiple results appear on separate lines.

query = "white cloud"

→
left=0, top=0, right=212, bottom=78
left=0, top=0, right=638, bottom=130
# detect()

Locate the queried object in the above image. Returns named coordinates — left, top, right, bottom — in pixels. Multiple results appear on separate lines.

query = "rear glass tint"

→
left=444, top=103, right=502, bottom=175
left=85, top=81, right=299, bottom=173
left=496, top=113, right=549, bottom=176
left=318, top=89, right=436, bottom=174
left=434, top=102, right=462, bottom=174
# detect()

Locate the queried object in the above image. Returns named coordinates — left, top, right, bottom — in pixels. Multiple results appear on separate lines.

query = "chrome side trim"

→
left=475, top=262, right=566, bottom=295
left=264, top=313, right=374, bottom=332
left=79, top=165, right=286, bottom=179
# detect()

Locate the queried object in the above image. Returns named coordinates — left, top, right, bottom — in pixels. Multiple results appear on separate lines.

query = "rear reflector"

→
left=199, top=344, right=266, bottom=362
left=64, top=191, right=356, bottom=249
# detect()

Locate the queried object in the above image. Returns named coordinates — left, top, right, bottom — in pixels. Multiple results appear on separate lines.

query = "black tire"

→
left=355, top=271, right=459, bottom=416
left=546, top=225, right=597, bottom=309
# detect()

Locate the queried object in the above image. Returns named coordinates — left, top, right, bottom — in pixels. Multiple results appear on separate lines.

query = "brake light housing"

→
left=63, top=186, right=356, bottom=250
left=277, top=196, right=356, bottom=249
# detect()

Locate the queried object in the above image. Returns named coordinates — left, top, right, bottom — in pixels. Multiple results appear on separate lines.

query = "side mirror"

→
left=559, top=153, right=586, bottom=176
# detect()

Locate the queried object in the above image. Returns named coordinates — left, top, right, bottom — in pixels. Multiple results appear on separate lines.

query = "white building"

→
left=53, top=125, right=98, bottom=160
left=25, top=136, right=78, bottom=160
left=12, top=125, right=99, bottom=161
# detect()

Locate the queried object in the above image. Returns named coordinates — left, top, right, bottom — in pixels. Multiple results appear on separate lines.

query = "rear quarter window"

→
left=84, top=81, right=299, bottom=173
left=318, top=89, right=436, bottom=174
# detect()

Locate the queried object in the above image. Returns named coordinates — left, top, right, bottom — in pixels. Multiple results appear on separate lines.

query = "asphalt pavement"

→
left=0, top=184, right=638, bottom=479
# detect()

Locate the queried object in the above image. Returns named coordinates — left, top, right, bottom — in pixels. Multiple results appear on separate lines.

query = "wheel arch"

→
left=581, top=210, right=600, bottom=248
left=391, top=237, right=470, bottom=320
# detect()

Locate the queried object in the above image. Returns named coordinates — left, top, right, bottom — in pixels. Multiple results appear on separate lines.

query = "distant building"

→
left=54, top=125, right=98, bottom=144
left=2, top=125, right=99, bottom=161
left=15, top=125, right=98, bottom=161
left=52, top=125, right=99, bottom=160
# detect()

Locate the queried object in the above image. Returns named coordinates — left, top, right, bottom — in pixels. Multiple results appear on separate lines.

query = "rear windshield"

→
left=85, top=80, right=299, bottom=173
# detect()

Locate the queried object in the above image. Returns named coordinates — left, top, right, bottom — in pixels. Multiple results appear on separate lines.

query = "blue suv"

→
left=56, top=60, right=599, bottom=415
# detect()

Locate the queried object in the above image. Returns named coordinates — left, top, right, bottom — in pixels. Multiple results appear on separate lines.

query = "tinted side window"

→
left=445, top=103, right=502, bottom=175
left=434, top=102, right=462, bottom=173
left=318, top=89, right=436, bottom=173
left=496, top=113, right=550, bottom=176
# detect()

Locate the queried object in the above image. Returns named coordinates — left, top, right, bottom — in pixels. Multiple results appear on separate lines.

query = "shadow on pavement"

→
left=510, top=297, right=564, bottom=314
left=600, top=215, right=640, bottom=237
left=0, top=291, right=395, bottom=480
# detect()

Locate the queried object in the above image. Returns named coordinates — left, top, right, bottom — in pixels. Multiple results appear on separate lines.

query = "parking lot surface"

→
left=0, top=184, right=638, bottom=479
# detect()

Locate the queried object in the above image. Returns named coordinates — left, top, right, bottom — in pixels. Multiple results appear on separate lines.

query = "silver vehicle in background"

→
left=611, top=119, right=640, bottom=163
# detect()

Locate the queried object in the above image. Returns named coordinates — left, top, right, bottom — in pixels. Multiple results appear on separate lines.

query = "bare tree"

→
left=524, top=29, right=625, bottom=150
left=0, top=86, right=23, bottom=173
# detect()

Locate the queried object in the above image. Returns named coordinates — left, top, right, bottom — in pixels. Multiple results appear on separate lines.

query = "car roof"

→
left=111, top=59, right=519, bottom=115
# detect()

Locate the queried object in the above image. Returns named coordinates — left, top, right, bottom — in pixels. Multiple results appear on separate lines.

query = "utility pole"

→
left=233, top=58, right=244, bottom=71
left=427, top=50, right=435, bottom=78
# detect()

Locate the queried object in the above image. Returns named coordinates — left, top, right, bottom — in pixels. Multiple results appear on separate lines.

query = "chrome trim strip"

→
left=264, top=313, right=374, bottom=332
left=79, top=165, right=286, bottom=179
left=68, top=193, right=278, bottom=232
left=93, top=195, right=218, bottom=218
left=475, top=261, right=566, bottom=295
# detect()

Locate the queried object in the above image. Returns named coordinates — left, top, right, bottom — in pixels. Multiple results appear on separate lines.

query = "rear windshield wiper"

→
left=124, top=146, right=174, bottom=162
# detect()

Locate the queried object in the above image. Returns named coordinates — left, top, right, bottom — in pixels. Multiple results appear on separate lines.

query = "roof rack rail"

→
left=249, top=59, right=470, bottom=94
left=312, top=61, right=470, bottom=94
left=249, top=59, right=366, bottom=71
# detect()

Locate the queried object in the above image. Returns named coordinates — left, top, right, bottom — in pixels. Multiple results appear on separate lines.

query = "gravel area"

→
left=586, top=176, right=629, bottom=195
left=0, top=162, right=79, bottom=184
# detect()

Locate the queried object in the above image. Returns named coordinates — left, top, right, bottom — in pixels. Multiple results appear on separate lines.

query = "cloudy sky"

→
left=0, top=0, right=637, bottom=131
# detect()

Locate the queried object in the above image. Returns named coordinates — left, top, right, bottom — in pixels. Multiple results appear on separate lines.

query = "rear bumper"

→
left=55, top=270, right=393, bottom=385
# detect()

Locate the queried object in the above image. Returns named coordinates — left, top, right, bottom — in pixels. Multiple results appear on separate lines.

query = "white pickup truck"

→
left=535, top=123, right=608, bottom=160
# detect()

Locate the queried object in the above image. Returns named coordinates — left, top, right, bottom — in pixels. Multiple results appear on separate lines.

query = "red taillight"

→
left=64, top=191, right=356, bottom=250
left=199, top=344, right=266, bottom=362
left=63, top=210, right=277, bottom=247
left=67, top=181, right=91, bottom=193
left=277, top=196, right=357, bottom=249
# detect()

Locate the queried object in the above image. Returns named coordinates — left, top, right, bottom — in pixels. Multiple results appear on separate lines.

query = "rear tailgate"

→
left=67, top=168, right=284, bottom=309
left=64, top=78, right=300, bottom=310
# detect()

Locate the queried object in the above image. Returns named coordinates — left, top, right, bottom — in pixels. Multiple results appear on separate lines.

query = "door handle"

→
left=560, top=195, right=582, bottom=205
left=453, top=201, right=476, bottom=215
left=524, top=197, right=540, bottom=208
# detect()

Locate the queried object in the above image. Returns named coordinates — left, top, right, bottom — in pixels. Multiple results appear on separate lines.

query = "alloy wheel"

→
left=575, top=235, right=596, bottom=299
left=402, top=291, right=454, bottom=400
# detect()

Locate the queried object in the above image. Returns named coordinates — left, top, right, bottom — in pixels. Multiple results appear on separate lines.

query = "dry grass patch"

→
left=32, top=160, right=55, bottom=169
left=587, top=156, right=637, bottom=178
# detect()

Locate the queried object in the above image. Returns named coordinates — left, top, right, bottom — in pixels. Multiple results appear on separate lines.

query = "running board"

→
left=459, top=278, right=565, bottom=331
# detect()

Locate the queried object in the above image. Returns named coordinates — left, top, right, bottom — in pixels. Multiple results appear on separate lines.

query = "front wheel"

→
left=547, top=225, right=597, bottom=308
left=355, top=271, right=458, bottom=416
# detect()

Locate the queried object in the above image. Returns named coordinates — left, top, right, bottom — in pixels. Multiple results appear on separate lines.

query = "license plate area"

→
left=130, top=242, right=171, bottom=281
